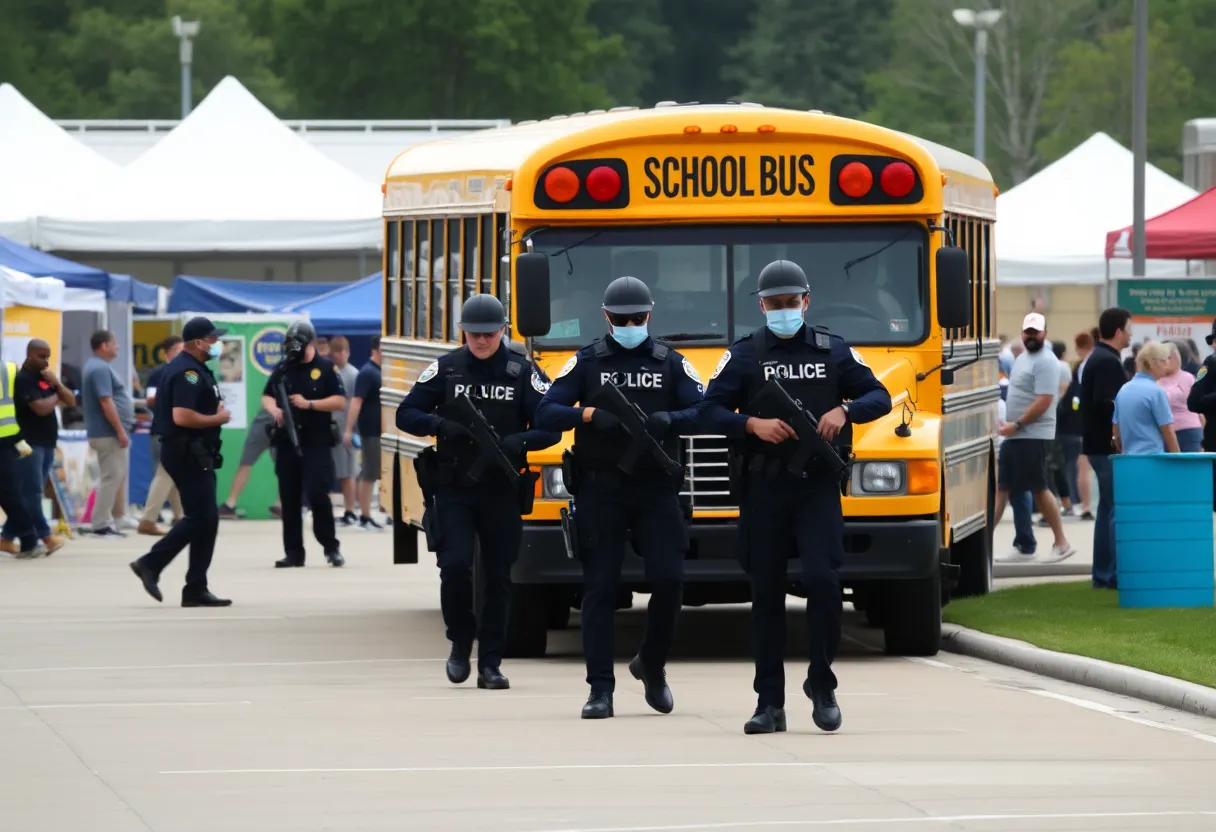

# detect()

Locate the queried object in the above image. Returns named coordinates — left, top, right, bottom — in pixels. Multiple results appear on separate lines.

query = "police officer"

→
left=262, top=321, right=347, bottom=569
left=699, top=260, right=891, bottom=735
left=0, top=358, right=42, bottom=558
left=533, top=276, right=705, bottom=719
left=129, top=317, right=232, bottom=606
left=1187, top=319, right=1216, bottom=505
left=396, top=294, right=559, bottom=690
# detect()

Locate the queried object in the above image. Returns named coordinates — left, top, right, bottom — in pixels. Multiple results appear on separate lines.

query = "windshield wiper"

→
left=656, top=332, right=722, bottom=342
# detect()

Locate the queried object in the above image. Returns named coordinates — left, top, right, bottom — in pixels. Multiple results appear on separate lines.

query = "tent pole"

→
left=1132, top=0, right=1148, bottom=278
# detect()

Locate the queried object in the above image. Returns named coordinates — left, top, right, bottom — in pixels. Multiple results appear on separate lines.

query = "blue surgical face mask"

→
left=611, top=324, right=648, bottom=349
left=207, top=341, right=222, bottom=359
left=765, top=308, right=804, bottom=337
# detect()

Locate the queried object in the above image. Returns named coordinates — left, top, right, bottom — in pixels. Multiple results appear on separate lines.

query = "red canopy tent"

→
left=1105, top=186, right=1216, bottom=261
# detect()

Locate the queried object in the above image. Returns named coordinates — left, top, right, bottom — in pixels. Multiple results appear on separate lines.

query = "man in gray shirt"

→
left=329, top=336, right=361, bottom=525
left=993, top=313, right=1074, bottom=563
left=82, top=329, right=137, bottom=536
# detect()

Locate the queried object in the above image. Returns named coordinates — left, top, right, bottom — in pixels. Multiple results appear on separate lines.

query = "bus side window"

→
left=495, top=213, right=509, bottom=310
left=415, top=221, right=429, bottom=338
left=430, top=219, right=446, bottom=340
left=447, top=218, right=461, bottom=342
left=463, top=217, right=479, bottom=309
left=386, top=220, right=400, bottom=337
left=480, top=215, right=494, bottom=296
left=401, top=220, right=414, bottom=337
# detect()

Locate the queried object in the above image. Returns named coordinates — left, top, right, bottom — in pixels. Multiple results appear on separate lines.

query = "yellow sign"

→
left=3, top=306, right=62, bottom=371
left=132, top=318, right=175, bottom=381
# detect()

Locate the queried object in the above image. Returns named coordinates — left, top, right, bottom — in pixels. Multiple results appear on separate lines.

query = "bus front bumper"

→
left=513, top=518, right=942, bottom=585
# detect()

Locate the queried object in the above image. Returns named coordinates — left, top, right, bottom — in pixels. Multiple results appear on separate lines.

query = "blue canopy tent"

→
left=167, top=275, right=350, bottom=314
left=0, top=236, right=158, bottom=312
left=277, top=273, right=382, bottom=368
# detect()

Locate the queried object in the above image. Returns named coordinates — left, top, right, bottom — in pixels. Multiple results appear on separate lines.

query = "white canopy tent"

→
left=0, top=84, right=122, bottom=246
left=995, top=132, right=1198, bottom=286
left=0, top=266, right=107, bottom=375
left=35, top=76, right=382, bottom=253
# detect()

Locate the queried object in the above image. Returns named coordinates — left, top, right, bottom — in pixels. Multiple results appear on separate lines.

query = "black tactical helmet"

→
left=458, top=294, right=508, bottom=333
left=284, top=320, right=316, bottom=359
left=756, top=260, right=810, bottom=298
left=601, top=275, right=654, bottom=315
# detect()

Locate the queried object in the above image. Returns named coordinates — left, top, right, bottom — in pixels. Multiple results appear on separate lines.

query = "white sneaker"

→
left=1040, top=544, right=1076, bottom=564
left=995, top=548, right=1034, bottom=563
left=117, top=516, right=140, bottom=530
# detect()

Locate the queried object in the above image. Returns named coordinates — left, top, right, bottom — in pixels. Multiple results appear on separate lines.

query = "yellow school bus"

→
left=378, top=103, right=999, bottom=658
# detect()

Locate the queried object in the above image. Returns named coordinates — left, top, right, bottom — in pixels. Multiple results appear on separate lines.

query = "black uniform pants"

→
left=742, top=471, right=844, bottom=708
left=431, top=481, right=522, bottom=669
left=0, top=444, right=34, bottom=545
left=138, top=441, right=218, bottom=592
left=576, top=476, right=686, bottom=694
left=274, top=440, right=338, bottom=562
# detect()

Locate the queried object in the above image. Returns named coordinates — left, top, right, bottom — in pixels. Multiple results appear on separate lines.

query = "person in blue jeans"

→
left=1079, top=308, right=1133, bottom=589
left=0, top=340, right=75, bottom=555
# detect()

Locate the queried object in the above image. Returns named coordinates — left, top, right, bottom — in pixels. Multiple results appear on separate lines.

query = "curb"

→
left=940, top=623, right=1216, bottom=719
left=993, top=562, right=1091, bottom=579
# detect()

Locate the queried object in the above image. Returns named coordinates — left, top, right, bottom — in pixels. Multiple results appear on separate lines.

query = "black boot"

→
left=628, top=654, right=673, bottom=714
left=743, top=705, right=787, bottom=735
left=476, top=666, right=509, bottom=690
left=325, top=549, right=345, bottom=567
left=804, top=679, right=842, bottom=732
left=275, top=556, right=304, bottom=568
left=580, top=691, right=614, bottom=719
left=181, top=588, right=232, bottom=607
left=446, top=643, right=472, bottom=684
left=129, top=560, right=162, bottom=602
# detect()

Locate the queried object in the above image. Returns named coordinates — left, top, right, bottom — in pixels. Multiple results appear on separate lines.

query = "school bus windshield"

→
left=527, top=222, right=928, bottom=350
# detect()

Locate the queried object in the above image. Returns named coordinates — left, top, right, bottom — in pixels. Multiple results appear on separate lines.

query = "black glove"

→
left=500, top=434, right=526, bottom=458
left=437, top=419, right=472, bottom=441
left=590, top=408, right=622, bottom=433
left=645, top=411, right=672, bottom=439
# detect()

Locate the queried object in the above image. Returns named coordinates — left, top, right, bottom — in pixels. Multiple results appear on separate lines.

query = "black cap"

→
left=755, top=260, right=810, bottom=298
left=182, top=316, right=228, bottom=341
left=458, top=294, right=508, bottom=333
left=602, top=276, right=653, bottom=314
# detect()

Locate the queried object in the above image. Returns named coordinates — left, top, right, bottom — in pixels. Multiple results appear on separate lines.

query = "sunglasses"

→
left=607, top=313, right=648, bottom=327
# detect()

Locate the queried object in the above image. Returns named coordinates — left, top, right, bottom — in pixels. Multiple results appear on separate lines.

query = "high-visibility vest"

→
left=0, top=362, right=18, bottom=439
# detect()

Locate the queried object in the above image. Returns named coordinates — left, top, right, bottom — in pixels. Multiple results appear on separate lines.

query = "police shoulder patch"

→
left=417, top=361, right=439, bottom=384
left=556, top=355, right=578, bottom=379
left=184, top=370, right=199, bottom=384
left=310, top=368, right=321, bottom=380
left=1199, top=366, right=1208, bottom=381
left=531, top=370, right=551, bottom=394
left=850, top=347, right=867, bottom=367
left=681, top=357, right=702, bottom=384
left=710, top=350, right=732, bottom=380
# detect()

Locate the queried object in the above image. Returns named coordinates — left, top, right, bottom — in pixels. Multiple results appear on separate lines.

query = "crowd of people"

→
left=0, top=327, right=385, bottom=560
left=996, top=306, right=1210, bottom=589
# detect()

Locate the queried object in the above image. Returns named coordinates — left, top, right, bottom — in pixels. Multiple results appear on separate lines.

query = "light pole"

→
left=172, top=15, right=201, bottom=119
left=953, top=7, right=1003, bottom=163
left=1131, top=0, right=1148, bottom=279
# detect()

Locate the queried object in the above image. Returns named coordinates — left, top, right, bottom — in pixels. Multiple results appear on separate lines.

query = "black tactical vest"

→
left=436, top=344, right=527, bottom=469
left=573, top=338, right=680, bottom=475
left=740, top=326, right=848, bottom=462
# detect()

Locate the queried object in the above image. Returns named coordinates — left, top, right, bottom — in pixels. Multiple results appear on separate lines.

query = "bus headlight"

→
left=856, top=461, right=904, bottom=494
left=542, top=466, right=570, bottom=499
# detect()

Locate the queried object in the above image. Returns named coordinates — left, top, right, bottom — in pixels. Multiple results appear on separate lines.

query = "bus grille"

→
left=680, top=435, right=736, bottom=512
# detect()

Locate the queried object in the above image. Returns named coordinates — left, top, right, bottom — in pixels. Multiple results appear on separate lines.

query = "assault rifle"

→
left=450, top=393, right=520, bottom=486
left=752, top=379, right=848, bottom=479
left=588, top=382, right=683, bottom=478
left=270, top=364, right=302, bottom=457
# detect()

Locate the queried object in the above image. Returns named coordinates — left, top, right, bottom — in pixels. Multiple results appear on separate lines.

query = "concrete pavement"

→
left=3, top=519, right=1216, bottom=831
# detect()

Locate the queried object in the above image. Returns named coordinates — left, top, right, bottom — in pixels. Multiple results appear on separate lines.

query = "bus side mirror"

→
left=515, top=252, right=552, bottom=337
left=936, top=246, right=971, bottom=330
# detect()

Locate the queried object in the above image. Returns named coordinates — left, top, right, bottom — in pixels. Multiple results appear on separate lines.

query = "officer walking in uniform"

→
left=262, top=321, right=347, bottom=569
left=534, top=276, right=705, bottom=719
left=0, top=358, right=42, bottom=558
left=396, top=295, right=559, bottom=690
left=129, top=317, right=232, bottom=606
left=698, top=260, right=891, bottom=735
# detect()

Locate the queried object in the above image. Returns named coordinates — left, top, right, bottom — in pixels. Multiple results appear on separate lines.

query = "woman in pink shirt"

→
left=1160, top=342, right=1203, bottom=451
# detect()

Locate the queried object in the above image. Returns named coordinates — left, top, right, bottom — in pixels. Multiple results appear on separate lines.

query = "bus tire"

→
left=881, top=572, right=942, bottom=656
left=953, top=453, right=995, bottom=599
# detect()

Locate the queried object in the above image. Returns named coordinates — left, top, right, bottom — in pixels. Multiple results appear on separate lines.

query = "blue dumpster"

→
left=1112, top=453, right=1216, bottom=609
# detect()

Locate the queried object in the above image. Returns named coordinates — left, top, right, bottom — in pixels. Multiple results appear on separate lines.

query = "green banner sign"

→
left=1116, top=280, right=1216, bottom=318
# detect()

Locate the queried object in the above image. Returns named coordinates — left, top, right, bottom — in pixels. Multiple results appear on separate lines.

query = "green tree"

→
left=586, top=0, right=672, bottom=107
left=1036, top=21, right=1195, bottom=178
left=11, top=0, right=291, bottom=118
left=260, top=0, right=622, bottom=121
left=640, top=0, right=757, bottom=106
left=725, top=0, right=891, bottom=117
